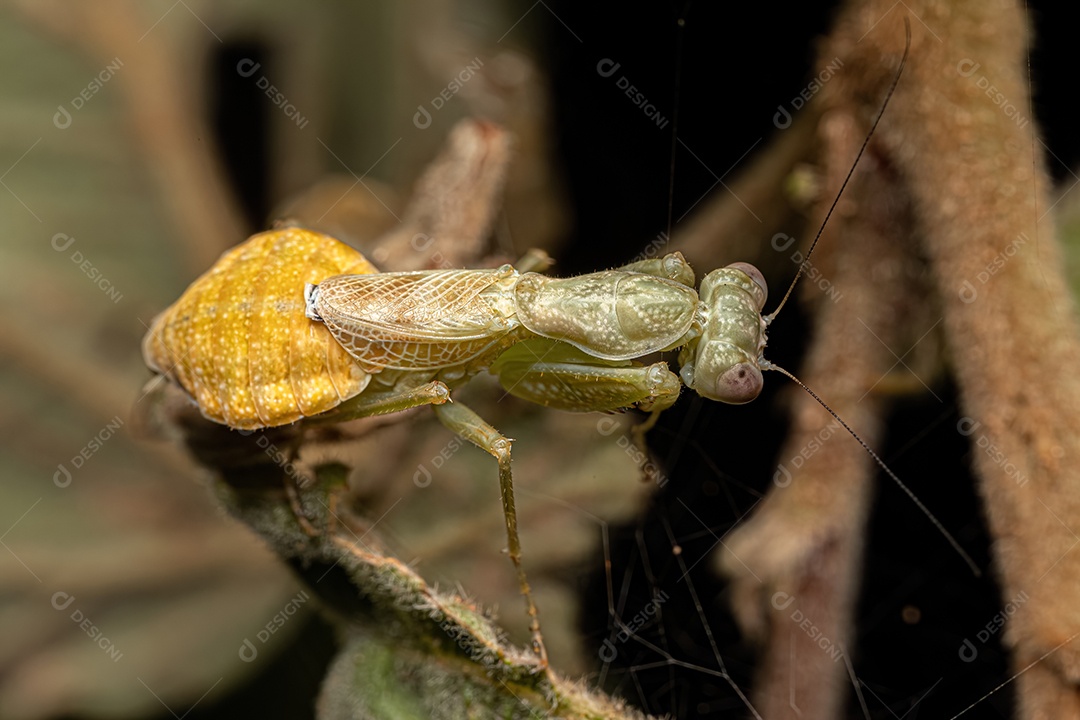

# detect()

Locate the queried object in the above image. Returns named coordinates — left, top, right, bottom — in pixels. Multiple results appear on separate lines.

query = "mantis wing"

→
left=308, top=268, right=522, bottom=371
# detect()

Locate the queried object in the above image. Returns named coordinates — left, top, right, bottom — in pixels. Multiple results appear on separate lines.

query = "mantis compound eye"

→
left=714, top=361, right=764, bottom=404
left=684, top=344, right=764, bottom=405
left=711, top=358, right=764, bottom=404
left=724, top=262, right=768, bottom=307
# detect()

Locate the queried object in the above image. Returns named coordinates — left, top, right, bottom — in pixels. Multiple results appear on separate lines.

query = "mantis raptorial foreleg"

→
left=491, top=338, right=681, bottom=413
left=493, top=253, right=694, bottom=472
left=431, top=401, right=548, bottom=666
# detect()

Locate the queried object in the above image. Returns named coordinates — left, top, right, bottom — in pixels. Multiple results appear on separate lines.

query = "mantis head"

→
left=679, top=262, right=769, bottom=405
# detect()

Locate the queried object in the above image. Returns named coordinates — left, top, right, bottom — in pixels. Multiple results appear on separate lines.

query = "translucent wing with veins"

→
left=306, top=265, right=523, bottom=372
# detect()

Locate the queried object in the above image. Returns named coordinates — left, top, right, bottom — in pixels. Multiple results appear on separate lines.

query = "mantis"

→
left=143, top=225, right=770, bottom=665
left=144, top=231, right=974, bottom=669
left=143, top=17, right=975, bottom=671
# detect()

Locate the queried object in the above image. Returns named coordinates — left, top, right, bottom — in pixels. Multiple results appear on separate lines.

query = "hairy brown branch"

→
left=828, top=1, right=1080, bottom=716
left=162, top=392, right=651, bottom=720
left=719, top=1, right=1080, bottom=717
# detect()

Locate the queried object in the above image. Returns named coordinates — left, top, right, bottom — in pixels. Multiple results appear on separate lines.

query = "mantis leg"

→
left=313, top=380, right=452, bottom=423
left=287, top=382, right=451, bottom=534
left=616, top=251, right=695, bottom=287
left=490, top=338, right=682, bottom=414
left=311, top=380, right=549, bottom=666
left=513, top=248, right=554, bottom=274
left=433, top=401, right=548, bottom=667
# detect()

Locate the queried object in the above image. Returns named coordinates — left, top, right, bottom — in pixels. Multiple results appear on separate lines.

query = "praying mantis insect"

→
left=143, top=224, right=734, bottom=665
left=143, top=17, right=976, bottom=673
